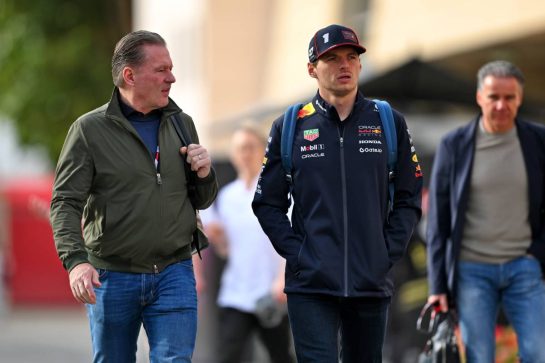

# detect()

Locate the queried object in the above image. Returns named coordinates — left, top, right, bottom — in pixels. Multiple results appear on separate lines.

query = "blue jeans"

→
left=86, top=259, right=197, bottom=363
left=456, top=256, right=545, bottom=363
left=287, top=293, right=390, bottom=363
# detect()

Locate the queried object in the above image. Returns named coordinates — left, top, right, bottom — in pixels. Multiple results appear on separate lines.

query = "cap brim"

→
left=317, top=43, right=366, bottom=59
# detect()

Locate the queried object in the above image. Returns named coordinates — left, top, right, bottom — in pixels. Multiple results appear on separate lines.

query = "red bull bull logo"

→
left=298, top=103, right=316, bottom=119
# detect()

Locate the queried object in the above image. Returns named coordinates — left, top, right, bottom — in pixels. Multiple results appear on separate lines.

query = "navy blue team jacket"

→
left=252, top=91, right=423, bottom=297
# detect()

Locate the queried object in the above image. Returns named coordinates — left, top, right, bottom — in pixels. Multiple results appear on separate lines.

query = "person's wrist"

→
left=196, top=168, right=215, bottom=182
left=65, top=254, right=90, bottom=272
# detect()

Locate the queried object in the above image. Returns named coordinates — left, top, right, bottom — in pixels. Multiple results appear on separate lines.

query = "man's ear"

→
left=122, top=66, right=135, bottom=86
left=307, top=62, right=317, bottom=78
left=475, top=90, right=482, bottom=109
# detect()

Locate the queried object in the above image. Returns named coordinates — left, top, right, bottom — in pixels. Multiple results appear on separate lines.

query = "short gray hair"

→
left=477, top=60, right=525, bottom=90
left=111, top=30, right=166, bottom=87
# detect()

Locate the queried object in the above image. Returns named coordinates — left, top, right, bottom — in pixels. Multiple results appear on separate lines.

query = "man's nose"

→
left=495, top=99, right=506, bottom=109
left=166, top=71, right=176, bottom=83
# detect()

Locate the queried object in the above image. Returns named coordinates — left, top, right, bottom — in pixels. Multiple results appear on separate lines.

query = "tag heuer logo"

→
left=304, top=128, right=319, bottom=141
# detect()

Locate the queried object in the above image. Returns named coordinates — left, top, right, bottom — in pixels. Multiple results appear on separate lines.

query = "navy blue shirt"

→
left=119, top=100, right=161, bottom=157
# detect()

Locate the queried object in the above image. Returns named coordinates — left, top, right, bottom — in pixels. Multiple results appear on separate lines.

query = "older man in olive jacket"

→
left=50, top=30, right=217, bottom=362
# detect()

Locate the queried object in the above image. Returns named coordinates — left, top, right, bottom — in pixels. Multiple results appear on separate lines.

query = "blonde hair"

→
left=233, top=122, right=267, bottom=146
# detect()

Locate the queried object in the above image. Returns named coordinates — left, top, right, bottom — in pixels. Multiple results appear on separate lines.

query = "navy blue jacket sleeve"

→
left=384, top=112, right=423, bottom=265
left=522, top=121, right=545, bottom=272
left=252, top=116, right=303, bottom=268
left=425, top=134, right=453, bottom=295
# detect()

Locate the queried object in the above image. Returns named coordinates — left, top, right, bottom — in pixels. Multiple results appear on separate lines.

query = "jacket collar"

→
left=311, top=89, right=365, bottom=120
left=105, top=87, right=182, bottom=122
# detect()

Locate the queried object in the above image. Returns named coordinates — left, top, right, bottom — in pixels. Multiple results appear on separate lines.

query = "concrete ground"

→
left=0, top=302, right=266, bottom=363
left=0, top=307, right=92, bottom=362
left=0, top=253, right=272, bottom=363
left=0, top=306, right=218, bottom=363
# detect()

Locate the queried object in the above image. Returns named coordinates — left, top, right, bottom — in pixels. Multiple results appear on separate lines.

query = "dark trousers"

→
left=287, top=293, right=390, bottom=363
left=218, top=307, right=295, bottom=363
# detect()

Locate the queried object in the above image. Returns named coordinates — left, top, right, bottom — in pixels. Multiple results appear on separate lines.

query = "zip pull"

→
left=154, top=145, right=160, bottom=171
left=156, top=173, right=162, bottom=185
left=153, top=264, right=159, bottom=273
left=340, top=136, right=344, bottom=148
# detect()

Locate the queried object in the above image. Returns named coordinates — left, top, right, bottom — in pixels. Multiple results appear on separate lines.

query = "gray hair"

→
left=111, top=30, right=166, bottom=87
left=477, top=60, right=525, bottom=90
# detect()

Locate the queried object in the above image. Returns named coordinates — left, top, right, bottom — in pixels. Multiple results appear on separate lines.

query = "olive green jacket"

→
left=50, top=89, right=218, bottom=273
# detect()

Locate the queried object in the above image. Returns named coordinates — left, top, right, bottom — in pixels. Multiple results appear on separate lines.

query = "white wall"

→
left=367, top=0, right=545, bottom=71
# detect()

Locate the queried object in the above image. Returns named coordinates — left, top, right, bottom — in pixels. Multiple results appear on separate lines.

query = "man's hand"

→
left=69, top=263, right=101, bottom=304
left=180, top=144, right=211, bottom=179
left=427, top=293, right=449, bottom=313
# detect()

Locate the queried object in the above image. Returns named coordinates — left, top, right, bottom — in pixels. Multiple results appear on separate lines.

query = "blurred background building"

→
left=1, top=0, right=543, bottom=362
left=139, top=0, right=545, bottom=158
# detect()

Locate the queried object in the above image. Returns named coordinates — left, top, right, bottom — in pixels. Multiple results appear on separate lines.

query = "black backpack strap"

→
left=169, top=113, right=206, bottom=259
left=171, top=113, right=192, bottom=146
left=170, top=113, right=195, bottom=199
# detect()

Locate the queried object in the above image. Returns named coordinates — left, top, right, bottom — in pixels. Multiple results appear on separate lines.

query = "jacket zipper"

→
left=155, top=126, right=165, bottom=273
left=155, top=167, right=163, bottom=272
left=131, top=126, right=164, bottom=274
left=338, top=127, right=349, bottom=297
left=114, top=115, right=165, bottom=273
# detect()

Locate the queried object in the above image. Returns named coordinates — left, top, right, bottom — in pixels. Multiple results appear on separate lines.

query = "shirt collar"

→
left=118, top=94, right=163, bottom=120
left=312, top=89, right=364, bottom=119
